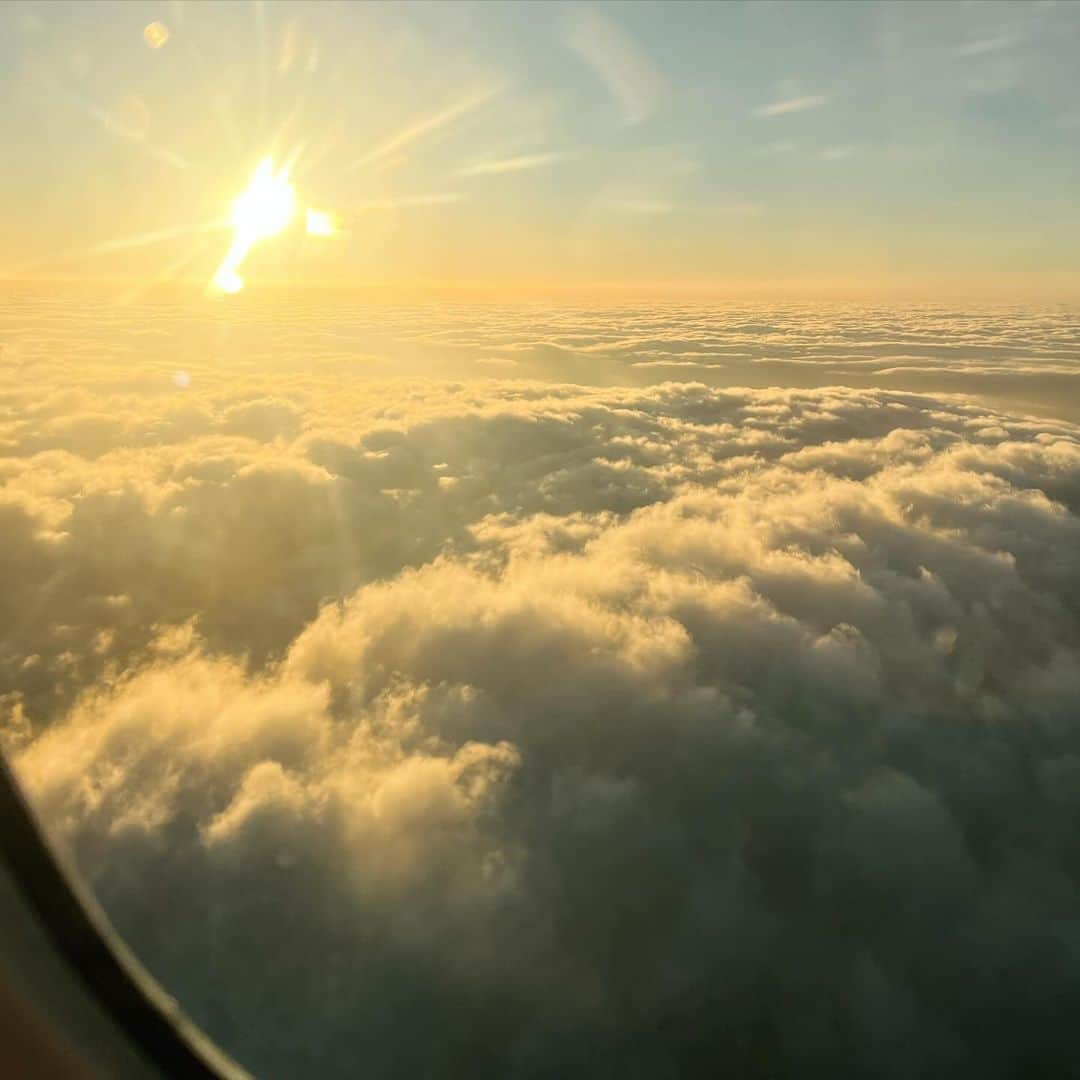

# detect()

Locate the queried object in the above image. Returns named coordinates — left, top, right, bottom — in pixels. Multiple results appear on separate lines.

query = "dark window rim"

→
left=0, top=753, right=249, bottom=1080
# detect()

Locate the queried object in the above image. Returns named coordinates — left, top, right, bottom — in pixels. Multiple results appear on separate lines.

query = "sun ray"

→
left=5, top=221, right=229, bottom=276
left=114, top=233, right=218, bottom=304
left=343, top=85, right=502, bottom=174
left=175, top=1, right=246, bottom=155
left=253, top=0, right=269, bottom=137
left=52, top=86, right=193, bottom=171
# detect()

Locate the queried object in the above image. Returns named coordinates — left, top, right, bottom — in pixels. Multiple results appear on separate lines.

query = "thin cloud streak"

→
left=955, top=34, right=1021, bottom=57
left=564, top=7, right=666, bottom=125
left=352, top=193, right=467, bottom=212
left=754, top=94, right=830, bottom=117
left=457, top=152, right=573, bottom=178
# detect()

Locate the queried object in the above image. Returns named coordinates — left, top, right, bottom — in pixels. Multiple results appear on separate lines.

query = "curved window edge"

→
left=0, top=753, right=249, bottom=1080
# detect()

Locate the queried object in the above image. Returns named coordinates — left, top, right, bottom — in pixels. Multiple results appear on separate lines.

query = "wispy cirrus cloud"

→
left=754, top=93, right=830, bottom=117
left=457, top=151, right=574, bottom=178
left=954, top=33, right=1022, bottom=57
left=564, top=6, right=666, bottom=125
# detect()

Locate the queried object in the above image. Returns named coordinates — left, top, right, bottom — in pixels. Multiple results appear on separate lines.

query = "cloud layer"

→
left=4, top=299, right=1080, bottom=1077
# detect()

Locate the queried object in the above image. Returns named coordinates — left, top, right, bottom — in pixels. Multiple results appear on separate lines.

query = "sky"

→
left=3, top=5, right=1080, bottom=1077
left=2, top=0, right=1080, bottom=298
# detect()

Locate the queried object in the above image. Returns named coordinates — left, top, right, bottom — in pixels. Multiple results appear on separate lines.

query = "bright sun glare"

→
left=232, top=157, right=297, bottom=240
left=211, top=156, right=335, bottom=295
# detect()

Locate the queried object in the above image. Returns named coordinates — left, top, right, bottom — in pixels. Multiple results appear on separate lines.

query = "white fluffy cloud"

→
left=4, top=301, right=1080, bottom=1077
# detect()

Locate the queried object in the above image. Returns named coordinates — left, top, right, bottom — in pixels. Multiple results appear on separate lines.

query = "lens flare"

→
left=304, top=208, right=337, bottom=237
left=143, top=21, right=170, bottom=49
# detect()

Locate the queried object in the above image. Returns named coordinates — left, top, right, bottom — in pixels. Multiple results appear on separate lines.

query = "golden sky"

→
left=2, top=0, right=1080, bottom=300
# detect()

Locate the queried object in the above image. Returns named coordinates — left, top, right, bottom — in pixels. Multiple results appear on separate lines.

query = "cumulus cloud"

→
left=4, top=298, right=1080, bottom=1077
left=10, top=295, right=1077, bottom=416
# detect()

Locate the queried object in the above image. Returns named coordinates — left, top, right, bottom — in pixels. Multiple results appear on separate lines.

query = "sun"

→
left=210, top=156, right=335, bottom=295
left=211, top=157, right=296, bottom=294
left=231, top=157, right=297, bottom=240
